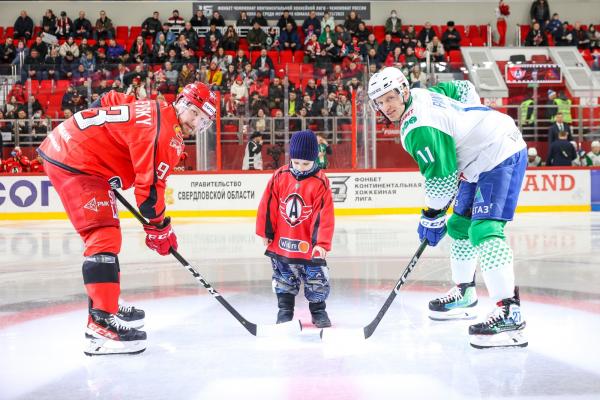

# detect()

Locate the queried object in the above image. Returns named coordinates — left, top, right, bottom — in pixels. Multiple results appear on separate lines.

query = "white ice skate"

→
left=84, top=308, right=147, bottom=356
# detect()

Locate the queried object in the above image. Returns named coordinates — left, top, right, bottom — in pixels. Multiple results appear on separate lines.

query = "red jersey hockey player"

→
left=4, top=147, right=31, bottom=173
left=256, top=130, right=335, bottom=328
left=37, top=82, right=217, bottom=355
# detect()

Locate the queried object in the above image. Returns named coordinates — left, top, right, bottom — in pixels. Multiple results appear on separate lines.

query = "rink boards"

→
left=0, top=168, right=599, bottom=219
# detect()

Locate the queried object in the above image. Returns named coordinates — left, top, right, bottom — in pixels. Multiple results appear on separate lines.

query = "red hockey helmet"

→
left=175, top=82, right=218, bottom=135
left=177, top=82, right=217, bottom=119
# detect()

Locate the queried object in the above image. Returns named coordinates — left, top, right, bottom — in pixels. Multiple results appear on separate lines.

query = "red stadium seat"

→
left=467, top=25, right=480, bottom=39
left=470, top=37, right=485, bottom=46
left=448, top=50, right=462, bottom=63
left=280, top=50, right=294, bottom=64
left=224, top=124, right=238, bottom=133
left=301, top=63, right=314, bottom=78
left=6, top=27, right=14, bottom=38
left=40, top=80, right=54, bottom=90
left=129, top=26, right=142, bottom=39
left=286, top=63, right=301, bottom=83
left=580, top=49, right=592, bottom=62
left=56, top=80, right=70, bottom=90
left=36, top=93, right=49, bottom=107
left=116, top=26, right=128, bottom=39
left=267, top=50, right=279, bottom=64
left=520, top=25, right=530, bottom=43
left=373, top=26, right=385, bottom=41
left=531, top=54, right=549, bottom=63
left=27, top=80, right=40, bottom=93
left=479, top=25, right=488, bottom=40
left=250, top=51, right=261, bottom=63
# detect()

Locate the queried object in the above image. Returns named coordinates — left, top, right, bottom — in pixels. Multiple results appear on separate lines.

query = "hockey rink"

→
left=1, top=212, right=599, bottom=400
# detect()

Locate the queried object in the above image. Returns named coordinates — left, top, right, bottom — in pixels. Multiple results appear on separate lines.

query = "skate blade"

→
left=469, top=330, right=528, bottom=349
left=84, top=337, right=147, bottom=356
left=255, top=319, right=302, bottom=337
left=429, top=308, right=478, bottom=321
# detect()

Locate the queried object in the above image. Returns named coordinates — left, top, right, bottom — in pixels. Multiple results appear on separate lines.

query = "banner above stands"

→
left=0, top=169, right=594, bottom=219
left=192, top=2, right=371, bottom=20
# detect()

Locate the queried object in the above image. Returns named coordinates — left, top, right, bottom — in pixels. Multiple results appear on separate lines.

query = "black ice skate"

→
left=85, top=308, right=147, bottom=356
left=469, top=287, right=528, bottom=349
left=276, top=293, right=295, bottom=324
left=309, top=301, right=331, bottom=328
left=116, top=302, right=145, bottom=329
left=429, top=280, right=478, bottom=321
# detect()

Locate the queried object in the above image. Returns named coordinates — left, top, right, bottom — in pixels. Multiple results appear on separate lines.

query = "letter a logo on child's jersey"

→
left=280, top=193, right=313, bottom=227
left=474, top=187, right=484, bottom=204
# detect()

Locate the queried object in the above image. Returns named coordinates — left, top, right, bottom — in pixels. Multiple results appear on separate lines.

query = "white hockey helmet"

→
left=368, top=67, right=410, bottom=110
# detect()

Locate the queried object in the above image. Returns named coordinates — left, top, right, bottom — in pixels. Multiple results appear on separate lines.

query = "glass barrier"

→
left=1, top=60, right=599, bottom=170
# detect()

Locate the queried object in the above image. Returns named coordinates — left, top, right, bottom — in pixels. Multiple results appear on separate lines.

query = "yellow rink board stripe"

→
left=0, top=204, right=591, bottom=220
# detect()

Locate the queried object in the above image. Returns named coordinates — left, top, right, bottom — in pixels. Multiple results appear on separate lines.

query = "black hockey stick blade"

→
left=362, top=239, right=428, bottom=339
left=113, top=190, right=302, bottom=337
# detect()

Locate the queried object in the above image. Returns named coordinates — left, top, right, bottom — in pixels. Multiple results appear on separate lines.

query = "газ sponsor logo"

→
left=278, top=237, right=310, bottom=253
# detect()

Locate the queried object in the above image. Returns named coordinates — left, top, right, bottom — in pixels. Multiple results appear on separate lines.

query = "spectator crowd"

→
left=1, top=2, right=599, bottom=171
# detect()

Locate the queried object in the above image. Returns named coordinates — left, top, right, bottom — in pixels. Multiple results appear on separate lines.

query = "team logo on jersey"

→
left=278, top=237, right=310, bottom=253
left=170, top=126, right=185, bottom=156
left=279, top=193, right=313, bottom=227
left=84, top=198, right=98, bottom=212
left=474, top=187, right=484, bottom=204
left=84, top=196, right=115, bottom=216
left=329, top=176, right=350, bottom=202
left=108, top=176, right=123, bottom=189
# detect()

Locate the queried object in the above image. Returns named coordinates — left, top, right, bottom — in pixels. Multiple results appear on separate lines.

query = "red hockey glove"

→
left=144, top=216, right=178, bottom=255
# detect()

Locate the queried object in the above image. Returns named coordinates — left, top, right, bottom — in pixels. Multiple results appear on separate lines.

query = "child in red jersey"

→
left=256, top=130, right=335, bottom=328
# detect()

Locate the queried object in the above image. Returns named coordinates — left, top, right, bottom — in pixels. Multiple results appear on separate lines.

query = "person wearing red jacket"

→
left=28, top=155, right=44, bottom=172
left=37, top=82, right=217, bottom=355
left=4, top=146, right=31, bottom=173
left=256, top=130, right=335, bottom=328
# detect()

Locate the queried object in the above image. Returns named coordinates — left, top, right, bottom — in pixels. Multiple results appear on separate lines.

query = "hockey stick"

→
left=320, top=239, right=428, bottom=341
left=113, top=190, right=302, bottom=337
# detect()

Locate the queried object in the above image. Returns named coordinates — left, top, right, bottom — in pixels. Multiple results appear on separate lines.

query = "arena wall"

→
left=0, top=168, right=595, bottom=219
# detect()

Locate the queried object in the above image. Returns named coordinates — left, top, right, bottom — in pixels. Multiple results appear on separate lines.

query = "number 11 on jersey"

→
left=416, top=147, right=435, bottom=164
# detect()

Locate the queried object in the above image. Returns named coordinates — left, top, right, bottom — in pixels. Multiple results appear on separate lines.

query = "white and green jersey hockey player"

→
left=368, top=67, right=528, bottom=348
left=574, top=141, right=600, bottom=166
